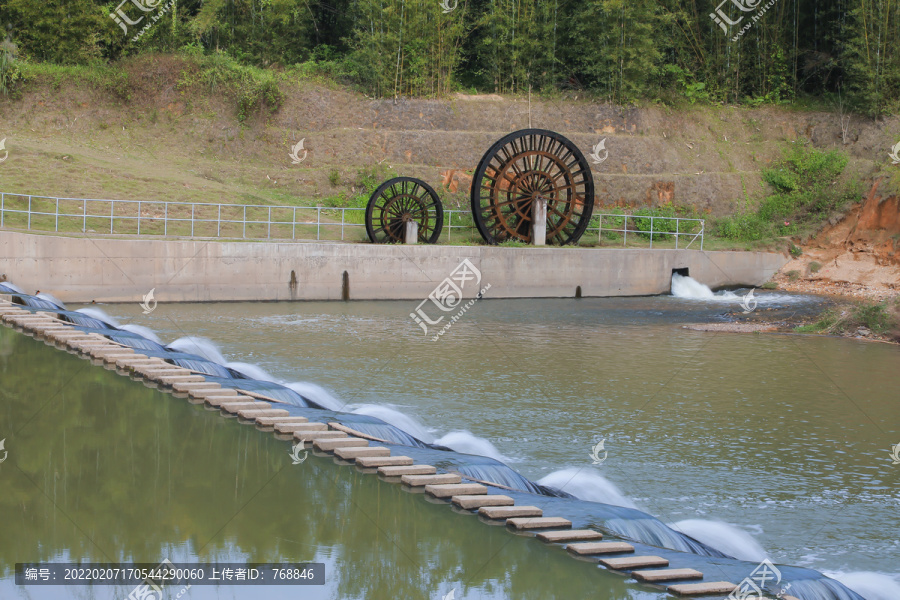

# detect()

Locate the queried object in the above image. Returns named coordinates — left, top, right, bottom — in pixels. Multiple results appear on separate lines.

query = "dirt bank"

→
left=774, top=179, right=900, bottom=302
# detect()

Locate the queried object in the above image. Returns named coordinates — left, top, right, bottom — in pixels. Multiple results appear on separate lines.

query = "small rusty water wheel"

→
left=470, top=129, right=594, bottom=245
left=365, top=177, right=444, bottom=244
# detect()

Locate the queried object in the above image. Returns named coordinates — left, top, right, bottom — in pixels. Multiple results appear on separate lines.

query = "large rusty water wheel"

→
left=365, top=177, right=444, bottom=244
left=471, top=129, right=594, bottom=245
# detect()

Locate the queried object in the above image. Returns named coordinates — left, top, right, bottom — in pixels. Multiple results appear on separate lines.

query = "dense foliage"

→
left=712, top=144, right=862, bottom=241
left=0, top=0, right=897, bottom=113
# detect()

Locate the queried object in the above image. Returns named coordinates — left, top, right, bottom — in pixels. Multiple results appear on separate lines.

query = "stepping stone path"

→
left=0, top=300, right=732, bottom=598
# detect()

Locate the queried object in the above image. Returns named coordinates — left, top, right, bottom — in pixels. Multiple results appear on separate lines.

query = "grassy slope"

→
left=0, top=53, right=896, bottom=247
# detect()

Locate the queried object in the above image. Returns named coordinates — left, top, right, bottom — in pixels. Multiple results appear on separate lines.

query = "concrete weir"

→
left=0, top=231, right=786, bottom=302
left=2, top=297, right=861, bottom=600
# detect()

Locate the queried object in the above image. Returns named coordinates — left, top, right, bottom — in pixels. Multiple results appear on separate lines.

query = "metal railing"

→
left=588, top=213, right=705, bottom=250
left=0, top=191, right=703, bottom=248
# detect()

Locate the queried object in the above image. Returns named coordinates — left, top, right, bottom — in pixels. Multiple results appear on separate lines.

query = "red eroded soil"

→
left=775, top=179, right=900, bottom=300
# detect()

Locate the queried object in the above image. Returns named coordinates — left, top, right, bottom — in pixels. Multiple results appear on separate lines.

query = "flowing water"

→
left=1, top=278, right=899, bottom=599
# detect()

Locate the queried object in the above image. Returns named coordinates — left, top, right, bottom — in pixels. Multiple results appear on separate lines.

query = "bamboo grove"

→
left=0, top=0, right=897, bottom=114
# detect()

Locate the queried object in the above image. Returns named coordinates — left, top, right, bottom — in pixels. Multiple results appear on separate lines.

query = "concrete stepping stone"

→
left=294, top=430, right=348, bottom=442
left=204, top=395, right=255, bottom=407
left=567, top=541, right=633, bottom=556
left=377, top=465, right=436, bottom=477
left=452, top=495, right=515, bottom=510
left=189, top=388, right=239, bottom=400
left=335, top=447, right=392, bottom=460
left=313, top=438, right=369, bottom=451
left=632, top=568, right=704, bottom=583
left=401, top=474, right=462, bottom=487
left=355, top=455, right=412, bottom=467
left=506, top=517, right=572, bottom=531
left=256, top=416, right=308, bottom=426
left=275, top=423, right=328, bottom=434
left=667, top=581, right=738, bottom=596
left=479, top=506, right=543, bottom=519
left=237, top=409, right=291, bottom=419
left=172, top=381, right=221, bottom=392
left=537, top=530, right=603, bottom=543
left=157, top=374, right=206, bottom=385
left=116, top=357, right=164, bottom=368
left=220, top=402, right=270, bottom=414
left=103, top=353, right=141, bottom=364
left=599, top=556, right=669, bottom=570
left=425, top=483, right=487, bottom=498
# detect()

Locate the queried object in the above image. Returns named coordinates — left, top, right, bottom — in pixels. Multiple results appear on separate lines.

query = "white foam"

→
left=824, top=571, right=900, bottom=600
left=227, top=362, right=278, bottom=382
left=349, top=404, right=434, bottom=443
left=537, top=469, right=637, bottom=508
left=671, top=273, right=738, bottom=300
left=0, top=281, right=25, bottom=294
left=668, top=519, right=767, bottom=562
left=434, top=431, right=511, bottom=462
left=119, top=324, right=163, bottom=344
left=75, top=307, right=121, bottom=327
left=284, top=382, right=344, bottom=411
left=167, top=336, right=228, bottom=364
left=35, top=292, right=66, bottom=309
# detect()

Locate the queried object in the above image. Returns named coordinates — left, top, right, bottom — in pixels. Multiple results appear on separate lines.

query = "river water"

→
left=1, top=286, right=898, bottom=599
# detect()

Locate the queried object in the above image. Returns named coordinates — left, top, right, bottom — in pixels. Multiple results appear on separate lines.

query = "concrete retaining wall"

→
left=0, top=231, right=787, bottom=303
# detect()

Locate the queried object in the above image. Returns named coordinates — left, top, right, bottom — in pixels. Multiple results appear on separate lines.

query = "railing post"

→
left=83, top=200, right=87, bottom=232
left=27, top=196, right=32, bottom=230
left=317, top=207, right=321, bottom=240
left=649, top=216, right=654, bottom=249
left=164, top=202, right=168, bottom=236
left=55, top=197, right=59, bottom=232
left=137, top=201, right=141, bottom=235
left=268, top=206, right=272, bottom=239
left=191, top=204, right=195, bottom=237
left=0, top=192, right=4, bottom=228
left=700, top=220, right=705, bottom=251
left=293, top=207, right=297, bottom=240
left=110, top=201, right=114, bottom=234
left=675, top=217, right=679, bottom=249
left=341, top=209, right=345, bottom=241
left=217, top=204, right=222, bottom=237
left=243, top=206, right=246, bottom=238
left=623, top=215, right=627, bottom=247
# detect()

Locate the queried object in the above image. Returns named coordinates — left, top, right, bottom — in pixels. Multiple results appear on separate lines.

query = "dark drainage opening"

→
left=672, top=268, right=690, bottom=277
left=575, top=286, right=582, bottom=299
left=341, top=271, right=350, bottom=301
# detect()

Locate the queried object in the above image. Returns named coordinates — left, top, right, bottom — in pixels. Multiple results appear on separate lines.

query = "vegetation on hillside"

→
left=0, top=0, right=898, bottom=115
left=711, top=145, right=863, bottom=243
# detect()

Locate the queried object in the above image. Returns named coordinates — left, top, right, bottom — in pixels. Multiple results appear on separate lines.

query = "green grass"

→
left=796, top=299, right=900, bottom=339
